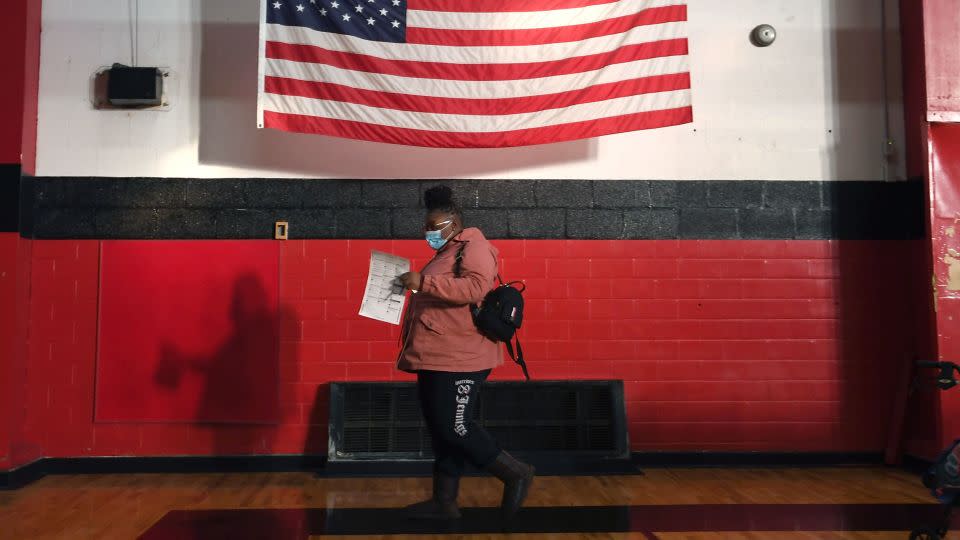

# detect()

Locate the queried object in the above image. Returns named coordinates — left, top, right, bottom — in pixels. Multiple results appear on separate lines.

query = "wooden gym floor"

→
left=0, top=467, right=950, bottom=539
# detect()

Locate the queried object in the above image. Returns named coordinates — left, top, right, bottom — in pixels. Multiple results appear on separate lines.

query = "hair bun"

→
left=424, top=185, right=455, bottom=211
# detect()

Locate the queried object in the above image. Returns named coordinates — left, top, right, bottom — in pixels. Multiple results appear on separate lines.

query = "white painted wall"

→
left=35, top=0, right=905, bottom=180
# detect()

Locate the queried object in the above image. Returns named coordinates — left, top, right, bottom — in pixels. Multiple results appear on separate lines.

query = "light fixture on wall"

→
left=750, top=24, right=777, bottom=47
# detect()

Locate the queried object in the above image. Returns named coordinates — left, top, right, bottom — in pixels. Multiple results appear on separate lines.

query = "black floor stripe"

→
left=138, top=503, right=953, bottom=538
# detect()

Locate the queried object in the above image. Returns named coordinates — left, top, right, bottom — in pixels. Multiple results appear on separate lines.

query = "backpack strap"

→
left=454, top=243, right=466, bottom=277
left=505, top=338, right=530, bottom=381
left=457, top=242, right=529, bottom=380
left=455, top=242, right=504, bottom=287
left=504, top=280, right=525, bottom=293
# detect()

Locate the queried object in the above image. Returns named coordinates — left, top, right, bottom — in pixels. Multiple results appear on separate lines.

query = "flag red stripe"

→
left=266, top=39, right=688, bottom=81
left=265, top=73, right=690, bottom=115
left=406, top=5, right=686, bottom=46
left=262, top=106, right=693, bottom=148
left=409, top=0, right=620, bottom=12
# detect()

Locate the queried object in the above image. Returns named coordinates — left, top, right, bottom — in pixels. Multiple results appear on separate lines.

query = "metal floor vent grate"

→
left=328, top=380, right=628, bottom=461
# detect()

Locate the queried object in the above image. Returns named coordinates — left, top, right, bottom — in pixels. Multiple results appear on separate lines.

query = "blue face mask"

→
left=425, top=220, right=453, bottom=250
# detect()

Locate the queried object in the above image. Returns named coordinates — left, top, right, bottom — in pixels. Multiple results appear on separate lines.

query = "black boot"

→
left=404, top=471, right=461, bottom=520
left=484, top=451, right=535, bottom=519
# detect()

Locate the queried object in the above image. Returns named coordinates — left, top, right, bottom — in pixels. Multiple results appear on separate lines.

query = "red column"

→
left=924, top=0, right=960, bottom=450
left=930, top=124, right=960, bottom=446
left=0, top=0, right=41, bottom=472
left=923, top=0, right=960, bottom=123
left=898, top=0, right=960, bottom=459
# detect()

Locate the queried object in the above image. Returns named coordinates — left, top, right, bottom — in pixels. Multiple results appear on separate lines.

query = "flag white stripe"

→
left=264, top=55, right=689, bottom=99
left=407, top=0, right=682, bottom=31
left=265, top=21, right=686, bottom=64
left=263, top=88, right=690, bottom=132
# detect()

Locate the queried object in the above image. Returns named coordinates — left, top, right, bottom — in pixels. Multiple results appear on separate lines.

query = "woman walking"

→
left=395, top=185, right=535, bottom=520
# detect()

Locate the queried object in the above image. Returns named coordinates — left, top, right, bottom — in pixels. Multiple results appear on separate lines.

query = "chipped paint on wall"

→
left=945, top=248, right=960, bottom=292
left=935, top=217, right=960, bottom=299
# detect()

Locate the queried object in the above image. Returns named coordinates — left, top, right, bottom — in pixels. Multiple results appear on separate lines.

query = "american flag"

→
left=257, top=0, right=692, bottom=148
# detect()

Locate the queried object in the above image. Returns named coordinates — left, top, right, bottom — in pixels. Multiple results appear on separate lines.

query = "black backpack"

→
left=456, top=245, right=530, bottom=380
left=925, top=438, right=960, bottom=503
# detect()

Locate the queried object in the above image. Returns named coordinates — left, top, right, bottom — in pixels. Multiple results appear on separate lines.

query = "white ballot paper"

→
left=358, top=251, right=411, bottom=325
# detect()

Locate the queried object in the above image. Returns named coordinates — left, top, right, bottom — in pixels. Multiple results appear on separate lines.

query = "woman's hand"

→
left=397, top=271, right=423, bottom=292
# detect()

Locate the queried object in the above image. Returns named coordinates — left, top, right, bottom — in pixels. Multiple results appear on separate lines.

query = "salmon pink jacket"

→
left=397, top=227, right=503, bottom=373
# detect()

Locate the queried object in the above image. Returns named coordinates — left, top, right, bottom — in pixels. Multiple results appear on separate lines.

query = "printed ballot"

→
left=358, top=251, right=411, bottom=325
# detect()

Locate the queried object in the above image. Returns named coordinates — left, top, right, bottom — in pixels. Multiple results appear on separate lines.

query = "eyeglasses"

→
left=422, top=219, right=453, bottom=233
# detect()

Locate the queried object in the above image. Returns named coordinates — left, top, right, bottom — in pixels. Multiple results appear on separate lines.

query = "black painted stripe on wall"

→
left=0, top=164, right=22, bottom=232
left=22, top=177, right=925, bottom=240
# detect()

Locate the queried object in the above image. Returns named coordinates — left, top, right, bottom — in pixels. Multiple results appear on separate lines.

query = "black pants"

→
left=417, top=369, right=501, bottom=477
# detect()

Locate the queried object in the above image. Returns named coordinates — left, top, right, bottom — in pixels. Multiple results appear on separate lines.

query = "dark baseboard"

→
left=43, top=454, right=329, bottom=475
left=0, top=459, right=45, bottom=490
left=631, top=451, right=886, bottom=468
left=901, top=454, right=934, bottom=475
left=0, top=455, right=327, bottom=490
left=1, top=451, right=919, bottom=490
left=323, top=455, right=641, bottom=478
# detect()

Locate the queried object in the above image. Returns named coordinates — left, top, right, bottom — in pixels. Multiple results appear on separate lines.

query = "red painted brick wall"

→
left=0, top=235, right=18, bottom=468
left=1, top=235, right=36, bottom=469
left=19, top=238, right=924, bottom=458
left=11, top=238, right=36, bottom=467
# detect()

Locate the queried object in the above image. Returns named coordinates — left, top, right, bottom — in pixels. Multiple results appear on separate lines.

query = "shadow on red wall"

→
left=153, top=273, right=295, bottom=455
